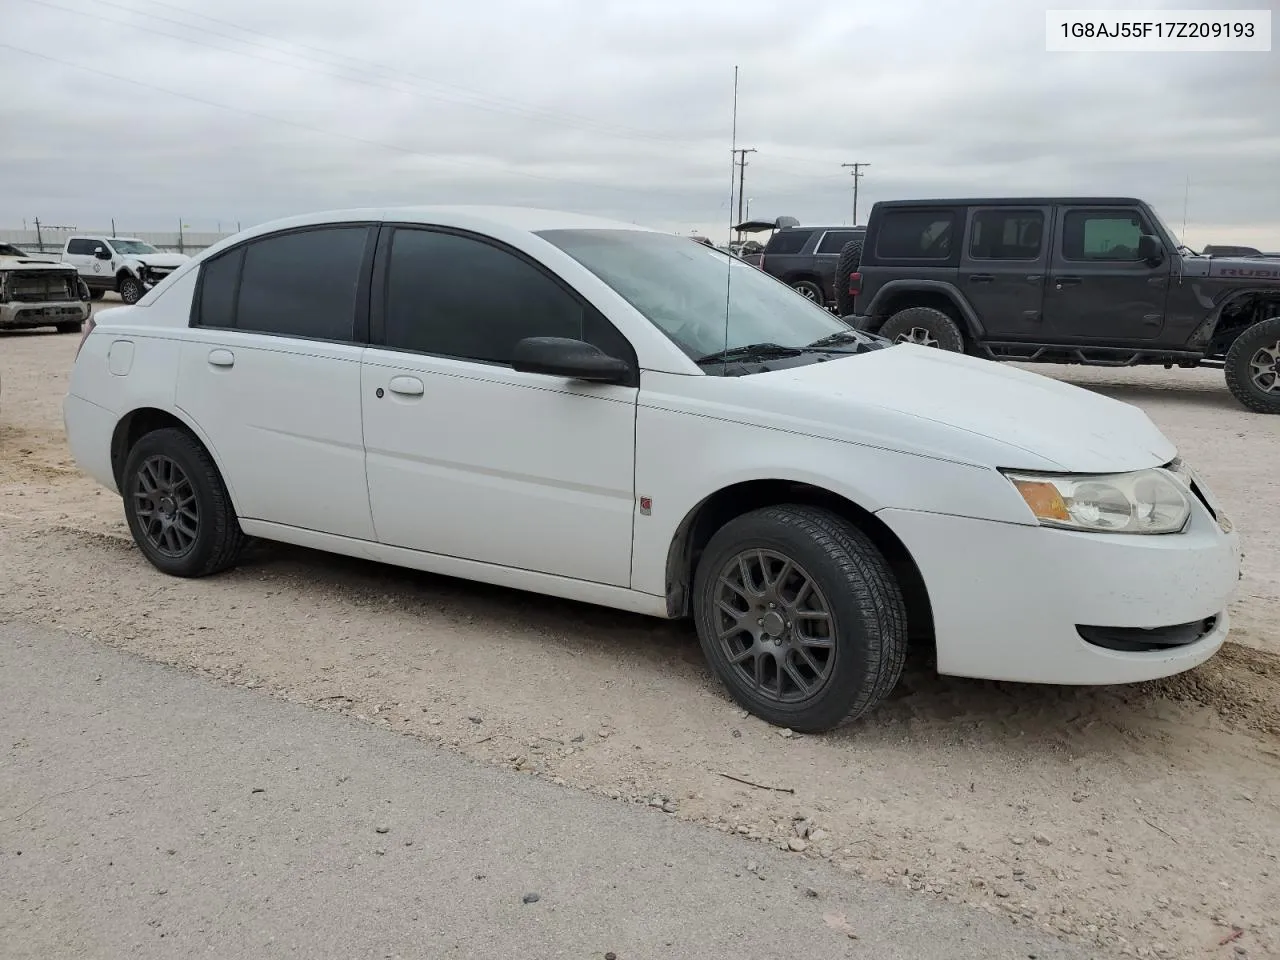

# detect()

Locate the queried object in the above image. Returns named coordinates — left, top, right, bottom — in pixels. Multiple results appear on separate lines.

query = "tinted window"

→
left=1062, top=211, right=1146, bottom=261
left=763, top=229, right=813, bottom=255
left=67, top=239, right=97, bottom=255
left=233, top=227, right=368, bottom=340
left=384, top=228, right=628, bottom=366
left=816, top=230, right=863, bottom=255
left=875, top=210, right=957, bottom=260
left=195, top=247, right=244, bottom=329
left=969, top=210, right=1045, bottom=260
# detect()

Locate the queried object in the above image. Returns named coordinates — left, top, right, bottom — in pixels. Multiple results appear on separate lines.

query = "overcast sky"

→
left=2, top=0, right=1277, bottom=247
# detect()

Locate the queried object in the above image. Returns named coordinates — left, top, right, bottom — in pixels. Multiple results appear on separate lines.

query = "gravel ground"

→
left=2, top=310, right=1278, bottom=960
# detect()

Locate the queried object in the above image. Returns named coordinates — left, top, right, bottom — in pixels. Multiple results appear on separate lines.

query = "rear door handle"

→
left=208, top=348, right=235, bottom=367
left=388, top=375, right=424, bottom=397
left=968, top=274, right=995, bottom=284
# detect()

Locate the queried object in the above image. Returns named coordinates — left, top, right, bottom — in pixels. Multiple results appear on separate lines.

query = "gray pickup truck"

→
left=0, top=243, right=91, bottom=334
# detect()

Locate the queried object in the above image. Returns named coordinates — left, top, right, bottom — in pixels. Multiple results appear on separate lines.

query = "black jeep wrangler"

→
left=834, top=197, right=1280, bottom=414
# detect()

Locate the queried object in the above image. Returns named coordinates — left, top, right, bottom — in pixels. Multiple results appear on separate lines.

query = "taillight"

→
left=75, top=313, right=97, bottom=360
left=847, top=271, right=862, bottom=296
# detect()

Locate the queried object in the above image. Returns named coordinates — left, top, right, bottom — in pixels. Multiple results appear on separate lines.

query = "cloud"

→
left=1, top=0, right=1276, bottom=249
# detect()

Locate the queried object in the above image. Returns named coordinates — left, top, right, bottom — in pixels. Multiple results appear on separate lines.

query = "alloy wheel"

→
left=894, top=326, right=940, bottom=348
left=1249, top=340, right=1280, bottom=394
left=131, top=454, right=200, bottom=558
left=712, top=549, right=836, bottom=704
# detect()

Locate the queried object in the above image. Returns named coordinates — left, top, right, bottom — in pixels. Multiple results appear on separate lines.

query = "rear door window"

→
left=875, top=210, right=958, bottom=260
left=763, top=230, right=813, bottom=255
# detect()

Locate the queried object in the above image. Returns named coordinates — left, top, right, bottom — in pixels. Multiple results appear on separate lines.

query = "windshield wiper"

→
left=695, top=342, right=804, bottom=365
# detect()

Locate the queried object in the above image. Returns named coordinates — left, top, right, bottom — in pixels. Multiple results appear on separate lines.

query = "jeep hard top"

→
left=832, top=197, right=1280, bottom=413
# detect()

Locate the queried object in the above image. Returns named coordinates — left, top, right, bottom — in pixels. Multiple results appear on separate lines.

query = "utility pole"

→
left=111, top=218, right=116, bottom=237
left=34, top=217, right=43, bottom=252
left=841, top=162, right=870, bottom=225
left=733, top=147, right=757, bottom=233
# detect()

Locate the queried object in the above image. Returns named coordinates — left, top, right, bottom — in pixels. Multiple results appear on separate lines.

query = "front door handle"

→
left=968, top=274, right=995, bottom=284
left=208, top=349, right=235, bottom=367
left=1055, top=276, right=1082, bottom=289
left=388, top=375, right=425, bottom=397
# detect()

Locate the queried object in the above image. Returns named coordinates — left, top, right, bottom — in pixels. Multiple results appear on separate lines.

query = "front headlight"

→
left=1004, top=468, right=1191, bottom=534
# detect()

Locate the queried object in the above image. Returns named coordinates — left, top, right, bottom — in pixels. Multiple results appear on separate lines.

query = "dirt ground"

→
left=2, top=309, right=1278, bottom=960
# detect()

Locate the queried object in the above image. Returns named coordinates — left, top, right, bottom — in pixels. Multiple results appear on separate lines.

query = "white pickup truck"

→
left=60, top=235, right=190, bottom=304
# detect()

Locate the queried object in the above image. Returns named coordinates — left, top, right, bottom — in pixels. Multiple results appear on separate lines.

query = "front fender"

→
left=630, top=397, right=1032, bottom=599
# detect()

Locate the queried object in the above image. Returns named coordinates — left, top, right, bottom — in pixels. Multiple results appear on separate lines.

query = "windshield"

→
left=537, top=228, right=854, bottom=365
left=110, top=239, right=159, bottom=255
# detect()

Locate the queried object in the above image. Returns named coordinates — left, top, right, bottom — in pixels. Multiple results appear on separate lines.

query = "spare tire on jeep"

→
left=878, top=306, right=966, bottom=352
left=833, top=240, right=863, bottom=316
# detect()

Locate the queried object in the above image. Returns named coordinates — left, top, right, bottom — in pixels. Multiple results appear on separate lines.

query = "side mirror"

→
left=1137, top=235, right=1163, bottom=264
left=94, top=247, right=111, bottom=260
left=511, top=337, right=632, bottom=384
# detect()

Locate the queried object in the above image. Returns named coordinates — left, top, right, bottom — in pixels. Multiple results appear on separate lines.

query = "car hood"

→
left=0, top=257, right=78, bottom=272
left=744, top=345, right=1176, bottom=473
left=129, top=253, right=189, bottom=268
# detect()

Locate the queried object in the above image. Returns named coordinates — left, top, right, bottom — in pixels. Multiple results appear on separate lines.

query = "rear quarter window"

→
left=763, top=229, right=814, bottom=255
left=874, top=210, right=959, bottom=261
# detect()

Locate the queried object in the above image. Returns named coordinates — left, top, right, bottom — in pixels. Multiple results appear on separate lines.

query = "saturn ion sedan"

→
left=63, top=206, right=1242, bottom=732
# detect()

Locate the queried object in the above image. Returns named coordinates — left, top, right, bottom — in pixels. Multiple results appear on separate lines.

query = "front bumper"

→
left=0, top=300, right=91, bottom=329
left=877, top=500, right=1240, bottom=685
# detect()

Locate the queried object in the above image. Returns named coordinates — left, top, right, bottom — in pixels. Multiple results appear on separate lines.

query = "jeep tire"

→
left=879, top=306, right=966, bottom=352
left=1224, top=315, right=1280, bottom=414
left=833, top=240, right=863, bottom=316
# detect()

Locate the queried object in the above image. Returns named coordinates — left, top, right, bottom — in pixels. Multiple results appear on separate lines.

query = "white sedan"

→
left=63, top=206, right=1241, bottom=732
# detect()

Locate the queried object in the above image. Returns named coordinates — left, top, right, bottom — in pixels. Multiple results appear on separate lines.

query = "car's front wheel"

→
left=118, top=276, right=145, bottom=304
left=692, top=505, right=908, bottom=733
left=1224, top=316, right=1280, bottom=414
left=122, top=427, right=248, bottom=577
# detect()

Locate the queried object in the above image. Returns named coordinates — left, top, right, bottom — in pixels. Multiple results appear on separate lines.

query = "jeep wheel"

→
left=1225, top=316, right=1280, bottom=414
left=692, top=505, right=908, bottom=733
left=118, top=276, right=145, bottom=304
left=791, top=280, right=824, bottom=304
left=879, top=306, right=965, bottom=352
left=833, top=240, right=863, bottom=316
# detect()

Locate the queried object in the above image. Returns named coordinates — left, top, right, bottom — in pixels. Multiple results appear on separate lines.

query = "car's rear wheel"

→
left=878, top=306, right=966, bottom=352
left=791, top=279, right=824, bottom=304
left=55, top=321, right=83, bottom=334
left=692, top=505, right=908, bottom=733
left=1224, top=316, right=1280, bottom=414
left=118, top=276, right=145, bottom=304
left=833, top=240, right=863, bottom=316
left=122, top=427, right=248, bottom=577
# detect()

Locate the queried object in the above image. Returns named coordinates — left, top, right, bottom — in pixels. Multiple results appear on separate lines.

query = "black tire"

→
left=879, top=306, right=966, bottom=352
left=118, top=276, right=145, bottom=304
left=55, top=321, right=83, bottom=334
left=791, top=279, right=824, bottom=304
left=1224, top=316, right=1280, bottom=414
left=89, top=289, right=105, bottom=301
left=121, top=427, right=248, bottom=578
left=833, top=240, right=864, bottom=316
left=692, top=504, right=908, bottom=733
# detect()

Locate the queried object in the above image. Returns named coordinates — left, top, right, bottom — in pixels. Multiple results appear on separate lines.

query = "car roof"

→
left=239, top=206, right=662, bottom=237
left=872, top=197, right=1145, bottom=208
left=777, top=225, right=865, bottom=232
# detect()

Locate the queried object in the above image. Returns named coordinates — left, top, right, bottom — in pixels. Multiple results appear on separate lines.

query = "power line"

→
left=841, top=162, right=870, bottom=225
left=19, top=0, right=693, bottom=149
left=0, top=42, right=660, bottom=199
